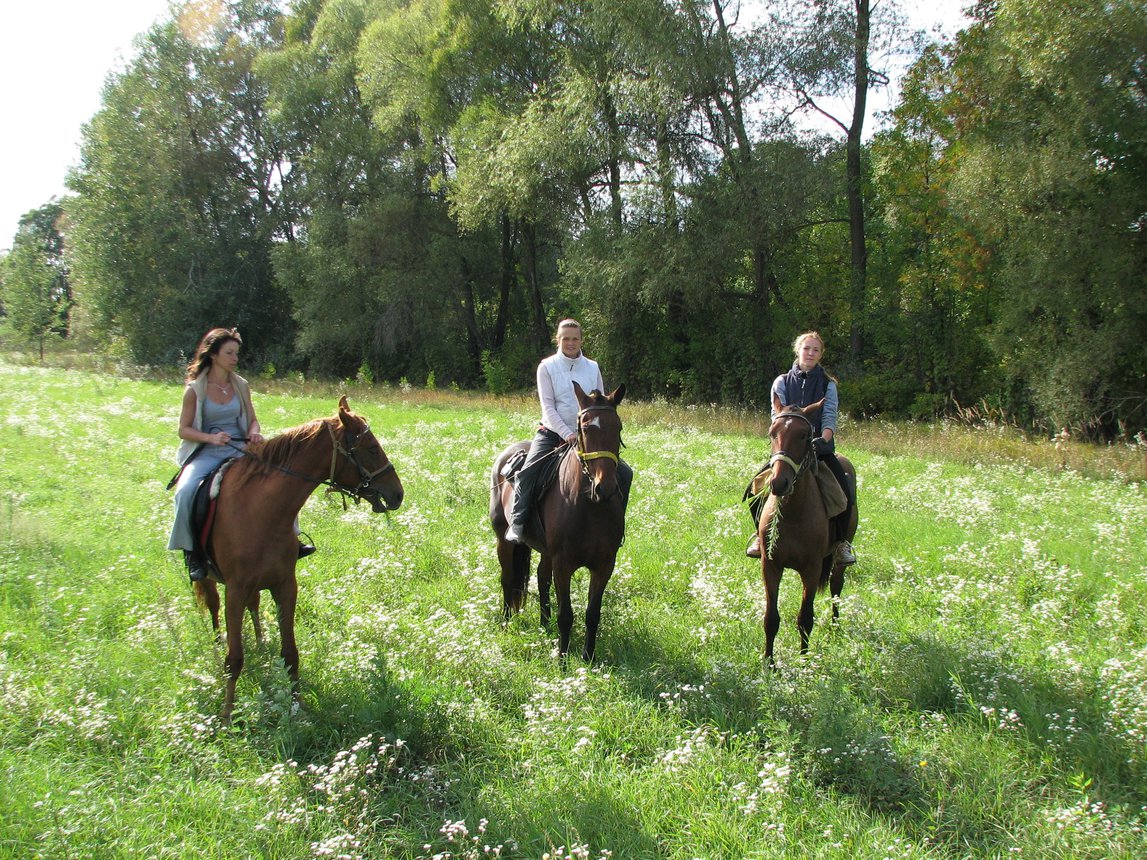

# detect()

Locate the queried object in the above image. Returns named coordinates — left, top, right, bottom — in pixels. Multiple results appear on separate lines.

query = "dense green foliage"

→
left=3, top=0, right=1139, bottom=436
left=0, top=203, right=71, bottom=358
left=2, top=360, right=1146, bottom=858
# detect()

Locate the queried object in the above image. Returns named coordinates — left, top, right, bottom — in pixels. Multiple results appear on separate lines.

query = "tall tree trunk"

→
left=520, top=220, right=549, bottom=350
left=656, top=120, right=677, bottom=226
left=493, top=211, right=514, bottom=350
left=847, top=0, right=871, bottom=364
left=460, top=255, right=482, bottom=377
left=605, top=94, right=624, bottom=227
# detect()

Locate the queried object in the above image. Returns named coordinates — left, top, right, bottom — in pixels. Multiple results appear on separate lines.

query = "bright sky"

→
left=0, top=0, right=969, bottom=252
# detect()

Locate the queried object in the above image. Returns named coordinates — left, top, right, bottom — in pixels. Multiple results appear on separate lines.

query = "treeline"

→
left=2, top=0, right=1144, bottom=438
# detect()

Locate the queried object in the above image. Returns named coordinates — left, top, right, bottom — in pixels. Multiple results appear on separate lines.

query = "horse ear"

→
left=608, top=383, right=626, bottom=406
left=338, top=394, right=351, bottom=414
left=772, top=393, right=784, bottom=415
left=802, top=398, right=825, bottom=417
left=572, top=380, right=588, bottom=406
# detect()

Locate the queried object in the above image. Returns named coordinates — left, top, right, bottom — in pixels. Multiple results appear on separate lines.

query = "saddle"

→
left=500, top=447, right=563, bottom=544
left=744, top=460, right=848, bottom=520
left=189, top=459, right=237, bottom=582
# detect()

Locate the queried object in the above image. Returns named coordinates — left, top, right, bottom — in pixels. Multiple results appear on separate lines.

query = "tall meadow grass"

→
left=1, top=357, right=1145, bottom=858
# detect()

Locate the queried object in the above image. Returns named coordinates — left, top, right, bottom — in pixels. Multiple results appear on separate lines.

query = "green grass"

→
left=1, top=358, right=1145, bottom=859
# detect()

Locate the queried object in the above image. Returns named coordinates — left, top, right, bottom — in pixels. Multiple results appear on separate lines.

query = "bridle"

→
left=576, top=402, right=621, bottom=474
left=769, top=411, right=817, bottom=484
left=225, top=418, right=396, bottom=508
left=323, top=420, right=397, bottom=508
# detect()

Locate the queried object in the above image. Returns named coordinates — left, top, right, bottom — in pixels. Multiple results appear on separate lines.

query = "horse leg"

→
left=270, top=578, right=301, bottom=709
left=827, top=557, right=844, bottom=622
left=498, top=539, right=528, bottom=619
left=828, top=500, right=857, bottom=623
left=553, top=563, right=575, bottom=658
left=248, top=590, right=264, bottom=647
left=796, top=571, right=818, bottom=654
left=220, top=586, right=249, bottom=725
left=762, top=560, right=782, bottom=665
left=581, top=561, right=615, bottom=662
left=537, top=554, right=554, bottom=629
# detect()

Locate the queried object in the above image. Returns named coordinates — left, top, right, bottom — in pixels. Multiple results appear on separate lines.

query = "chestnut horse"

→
left=194, top=395, right=403, bottom=723
left=490, top=383, right=627, bottom=661
left=757, top=394, right=857, bottom=662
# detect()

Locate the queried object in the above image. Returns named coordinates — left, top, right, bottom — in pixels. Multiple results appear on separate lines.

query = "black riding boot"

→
left=821, top=453, right=857, bottom=565
left=184, top=549, right=208, bottom=582
left=745, top=492, right=764, bottom=558
left=504, top=464, right=540, bottom=544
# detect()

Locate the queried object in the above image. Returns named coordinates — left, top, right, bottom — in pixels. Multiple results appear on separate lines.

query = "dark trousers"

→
left=508, top=427, right=565, bottom=527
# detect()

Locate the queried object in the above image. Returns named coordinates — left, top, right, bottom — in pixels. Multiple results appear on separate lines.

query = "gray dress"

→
left=166, top=395, right=246, bottom=551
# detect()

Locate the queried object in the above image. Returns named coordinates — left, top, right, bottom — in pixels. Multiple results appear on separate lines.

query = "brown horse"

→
left=757, top=394, right=857, bottom=663
left=490, top=383, right=627, bottom=661
left=194, top=395, right=403, bottom=723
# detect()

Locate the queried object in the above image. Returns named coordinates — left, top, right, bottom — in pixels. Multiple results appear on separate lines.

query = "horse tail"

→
left=192, top=579, right=222, bottom=632
left=192, top=580, right=210, bottom=609
left=817, top=556, right=834, bottom=592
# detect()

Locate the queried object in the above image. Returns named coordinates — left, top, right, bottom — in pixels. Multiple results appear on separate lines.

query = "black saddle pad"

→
left=503, top=447, right=563, bottom=503
left=190, top=458, right=238, bottom=561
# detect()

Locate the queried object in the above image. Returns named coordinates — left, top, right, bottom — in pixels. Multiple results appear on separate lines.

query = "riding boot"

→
left=745, top=493, right=764, bottom=558
left=184, top=549, right=208, bottom=583
left=821, top=453, right=858, bottom=566
left=298, top=539, right=317, bottom=558
left=503, top=472, right=535, bottom=544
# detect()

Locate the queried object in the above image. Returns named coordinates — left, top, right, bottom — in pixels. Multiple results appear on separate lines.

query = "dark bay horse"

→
left=194, top=395, right=403, bottom=723
left=490, top=383, right=627, bottom=661
left=757, top=394, right=857, bottom=663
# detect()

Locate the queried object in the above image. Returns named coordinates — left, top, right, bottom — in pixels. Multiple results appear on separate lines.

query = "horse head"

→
left=767, top=393, right=822, bottom=497
left=332, top=395, right=404, bottom=512
left=573, top=381, right=626, bottom=502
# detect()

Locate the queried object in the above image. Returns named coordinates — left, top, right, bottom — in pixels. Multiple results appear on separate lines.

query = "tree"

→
left=67, top=0, right=293, bottom=366
left=785, top=0, right=911, bottom=365
left=1, top=202, right=72, bottom=358
left=863, top=43, right=993, bottom=416
left=261, top=0, right=500, bottom=384
left=944, top=0, right=1147, bottom=436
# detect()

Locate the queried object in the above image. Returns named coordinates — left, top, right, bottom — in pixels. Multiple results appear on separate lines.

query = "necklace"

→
left=209, top=379, right=232, bottom=395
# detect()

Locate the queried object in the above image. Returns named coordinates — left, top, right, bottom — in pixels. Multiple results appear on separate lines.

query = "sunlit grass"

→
left=1, top=357, right=1145, bottom=858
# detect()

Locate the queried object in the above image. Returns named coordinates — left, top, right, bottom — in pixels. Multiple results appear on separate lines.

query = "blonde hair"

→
left=792, top=330, right=825, bottom=357
left=555, top=318, right=582, bottom=340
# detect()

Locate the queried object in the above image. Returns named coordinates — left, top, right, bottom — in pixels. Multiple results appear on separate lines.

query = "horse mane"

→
left=229, top=418, right=330, bottom=492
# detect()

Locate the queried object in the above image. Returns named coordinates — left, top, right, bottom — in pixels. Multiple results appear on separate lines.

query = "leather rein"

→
left=227, top=419, right=396, bottom=509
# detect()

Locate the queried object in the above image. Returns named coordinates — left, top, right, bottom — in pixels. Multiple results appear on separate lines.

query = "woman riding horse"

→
left=746, top=330, right=856, bottom=565
left=167, top=327, right=313, bottom=582
left=504, top=318, right=632, bottom=543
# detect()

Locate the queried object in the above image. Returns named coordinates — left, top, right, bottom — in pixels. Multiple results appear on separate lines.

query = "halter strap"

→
left=579, top=449, right=619, bottom=464
left=576, top=403, right=621, bottom=465
left=768, top=411, right=817, bottom=479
